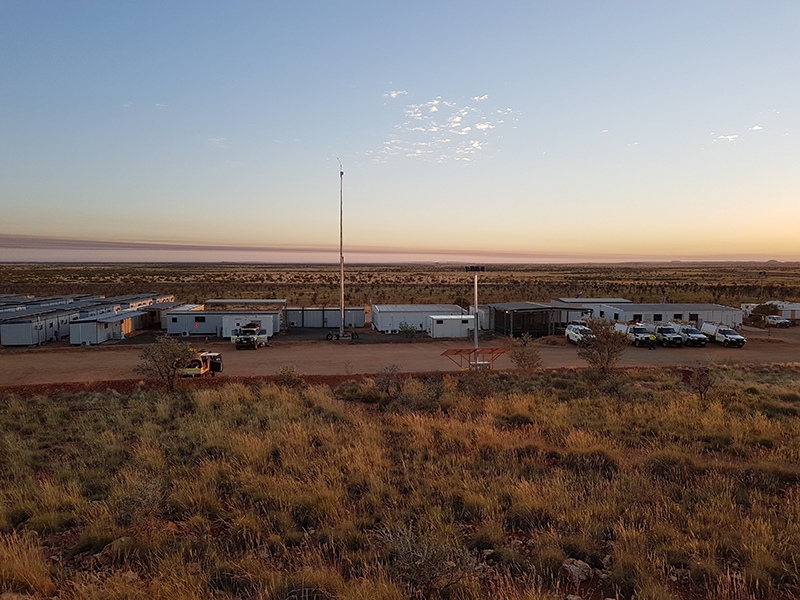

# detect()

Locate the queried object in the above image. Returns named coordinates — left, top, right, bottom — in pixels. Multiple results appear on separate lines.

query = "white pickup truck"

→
left=669, top=323, right=708, bottom=347
left=766, top=315, right=791, bottom=328
left=615, top=323, right=650, bottom=347
left=699, top=322, right=746, bottom=347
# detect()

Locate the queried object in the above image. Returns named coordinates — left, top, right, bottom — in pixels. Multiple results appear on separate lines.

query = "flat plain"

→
left=3, top=261, right=800, bottom=306
left=3, top=263, right=800, bottom=600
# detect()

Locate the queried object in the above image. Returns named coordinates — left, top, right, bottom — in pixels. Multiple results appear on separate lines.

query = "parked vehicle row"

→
left=600, top=320, right=746, bottom=348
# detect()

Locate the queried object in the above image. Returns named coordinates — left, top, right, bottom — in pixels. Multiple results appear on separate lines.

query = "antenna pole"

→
left=338, top=159, right=345, bottom=339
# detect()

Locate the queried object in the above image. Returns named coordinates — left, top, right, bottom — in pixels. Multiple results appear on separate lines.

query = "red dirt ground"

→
left=1, top=326, right=797, bottom=396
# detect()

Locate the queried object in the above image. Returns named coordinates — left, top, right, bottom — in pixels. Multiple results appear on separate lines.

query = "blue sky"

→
left=1, top=1, right=798, bottom=262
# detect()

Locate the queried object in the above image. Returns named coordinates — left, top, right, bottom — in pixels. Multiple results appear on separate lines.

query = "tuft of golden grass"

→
left=0, top=531, right=56, bottom=595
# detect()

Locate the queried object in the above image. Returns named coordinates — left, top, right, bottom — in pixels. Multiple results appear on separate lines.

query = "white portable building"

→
left=0, top=309, right=77, bottom=346
left=166, top=310, right=280, bottom=337
left=598, top=303, right=743, bottom=328
left=69, top=311, right=148, bottom=345
left=778, top=303, right=800, bottom=321
left=371, top=304, right=465, bottom=333
left=426, top=315, right=474, bottom=338
left=285, top=307, right=366, bottom=329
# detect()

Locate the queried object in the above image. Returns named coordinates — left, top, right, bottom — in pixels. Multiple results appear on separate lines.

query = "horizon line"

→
left=1, top=234, right=798, bottom=264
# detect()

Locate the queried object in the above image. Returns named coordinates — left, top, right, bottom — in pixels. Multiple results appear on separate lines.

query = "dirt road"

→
left=1, top=326, right=798, bottom=387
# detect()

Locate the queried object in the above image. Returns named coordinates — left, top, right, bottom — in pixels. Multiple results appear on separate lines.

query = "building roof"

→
left=286, top=306, right=364, bottom=311
left=139, top=301, right=185, bottom=311
left=600, top=303, right=741, bottom=311
left=490, top=302, right=555, bottom=311
left=167, top=309, right=281, bottom=316
left=73, top=311, right=143, bottom=324
left=205, top=299, right=287, bottom=306
left=372, top=304, right=464, bottom=312
left=552, top=297, right=632, bottom=304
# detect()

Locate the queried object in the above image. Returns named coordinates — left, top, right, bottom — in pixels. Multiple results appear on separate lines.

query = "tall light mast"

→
left=338, top=159, right=345, bottom=339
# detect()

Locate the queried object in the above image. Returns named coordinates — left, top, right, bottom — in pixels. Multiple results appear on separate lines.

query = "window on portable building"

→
left=195, top=316, right=206, bottom=323
left=654, top=314, right=663, bottom=322
left=633, top=314, right=642, bottom=321
left=689, top=313, right=699, bottom=322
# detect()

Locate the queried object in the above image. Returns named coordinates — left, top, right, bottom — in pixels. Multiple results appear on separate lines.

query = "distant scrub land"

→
left=3, top=365, right=800, bottom=599
left=2, top=262, right=799, bottom=306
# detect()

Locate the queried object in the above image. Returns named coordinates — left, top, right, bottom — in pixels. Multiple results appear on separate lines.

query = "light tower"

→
left=338, top=159, right=345, bottom=340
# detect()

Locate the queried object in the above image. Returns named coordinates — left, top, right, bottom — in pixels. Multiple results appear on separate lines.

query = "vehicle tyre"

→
left=352, top=332, right=359, bottom=340
left=326, top=332, right=333, bottom=341
left=335, top=334, right=340, bottom=340
left=723, top=340, right=729, bottom=347
left=663, top=340, right=669, bottom=348
left=635, top=340, right=640, bottom=347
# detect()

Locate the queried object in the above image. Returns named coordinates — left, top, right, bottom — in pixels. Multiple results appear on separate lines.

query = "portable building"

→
left=778, top=303, right=800, bottom=322
left=427, top=315, right=474, bottom=338
left=597, top=303, right=743, bottom=328
left=489, top=302, right=560, bottom=338
left=69, top=311, right=147, bottom=345
left=371, top=304, right=464, bottom=333
left=549, top=298, right=633, bottom=325
left=0, top=308, right=79, bottom=346
left=286, top=307, right=324, bottom=328
left=166, top=310, right=280, bottom=337
left=468, top=305, right=491, bottom=331
left=321, top=307, right=366, bottom=329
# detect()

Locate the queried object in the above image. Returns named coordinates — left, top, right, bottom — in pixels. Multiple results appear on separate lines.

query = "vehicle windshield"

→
left=660, top=328, right=676, bottom=334
left=685, top=328, right=701, bottom=334
left=720, top=329, right=737, bottom=335
left=631, top=327, right=647, bottom=334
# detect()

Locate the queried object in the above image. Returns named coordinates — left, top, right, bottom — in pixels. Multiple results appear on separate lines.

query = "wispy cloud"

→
left=375, top=94, right=518, bottom=162
left=155, top=103, right=167, bottom=109
left=750, top=125, right=763, bottom=131
left=207, top=137, right=229, bottom=148
left=383, top=90, right=407, bottom=99
left=714, top=134, right=739, bottom=143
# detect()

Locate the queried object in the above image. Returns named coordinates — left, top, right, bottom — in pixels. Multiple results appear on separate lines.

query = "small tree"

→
left=576, top=318, right=628, bottom=379
left=134, top=335, right=195, bottom=391
left=507, top=333, right=541, bottom=372
left=398, top=321, right=418, bottom=338
left=685, top=365, right=713, bottom=401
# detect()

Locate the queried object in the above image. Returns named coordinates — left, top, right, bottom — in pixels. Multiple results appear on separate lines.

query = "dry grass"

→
left=2, top=367, right=800, bottom=598
left=0, top=531, right=56, bottom=595
left=2, top=262, right=799, bottom=306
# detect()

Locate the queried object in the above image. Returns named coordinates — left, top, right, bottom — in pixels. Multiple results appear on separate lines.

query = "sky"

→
left=1, top=1, right=798, bottom=263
